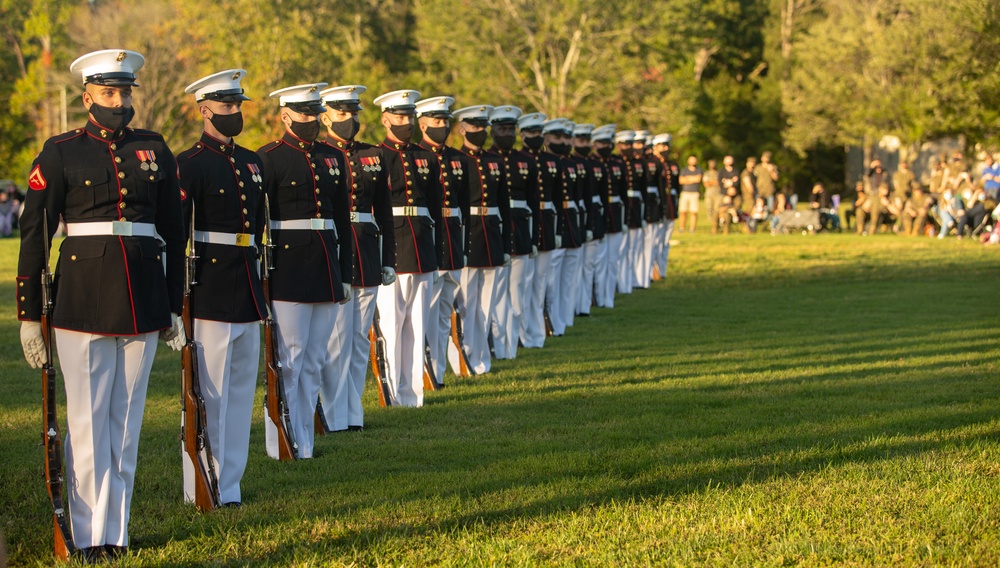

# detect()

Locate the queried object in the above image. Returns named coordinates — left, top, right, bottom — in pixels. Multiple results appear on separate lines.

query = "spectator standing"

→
left=677, top=155, right=703, bottom=233
left=753, top=151, right=778, bottom=208
left=740, top=156, right=757, bottom=212
left=0, top=190, right=19, bottom=237
left=702, top=159, right=720, bottom=228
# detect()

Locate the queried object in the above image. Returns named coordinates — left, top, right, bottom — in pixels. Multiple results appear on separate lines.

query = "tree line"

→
left=2, top=0, right=998, bottom=195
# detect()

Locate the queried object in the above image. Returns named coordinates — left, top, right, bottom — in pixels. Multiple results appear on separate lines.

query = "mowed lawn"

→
left=1, top=230, right=999, bottom=566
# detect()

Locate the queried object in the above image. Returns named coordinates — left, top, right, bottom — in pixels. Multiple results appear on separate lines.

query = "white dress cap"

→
left=634, top=130, right=651, bottom=143
left=269, top=83, right=329, bottom=114
left=650, top=133, right=672, bottom=146
left=542, top=118, right=573, bottom=135
left=613, top=129, right=636, bottom=144
left=70, top=49, right=145, bottom=86
left=489, top=105, right=523, bottom=124
left=453, top=105, right=494, bottom=125
left=374, top=89, right=421, bottom=114
left=591, top=124, right=617, bottom=142
left=517, top=112, right=547, bottom=131
left=414, top=96, right=456, bottom=118
left=184, top=69, right=250, bottom=102
left=572, top=123, right=595, bottom=137
left=320, top=85, right=367, bottom=111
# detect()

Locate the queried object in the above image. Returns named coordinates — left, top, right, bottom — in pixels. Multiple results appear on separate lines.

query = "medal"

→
left=150, top=162, right=159, bottom=172
left=140, top=162, right=150, bottom=171
left=329, top=168, right=336, bottom=176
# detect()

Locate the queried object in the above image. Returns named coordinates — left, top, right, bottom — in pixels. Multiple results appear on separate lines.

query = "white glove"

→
left=162, top=313, right=186, bottom=351
left=20, top=321, right=45, bottom=369
left=586, top=230, right=594, bottom=241
left=503, top=253, right=511, bottom=265
left=341, top=283, right=352, bottom=304
left=530, top=245, right=538, bottom=258
left=463, top=254, right=469, bottom=266
left=381, top=266, right=396, bottom=285
left=555, top=235, right=563, bottom=248
left=642, top=220, right=648, bottom=228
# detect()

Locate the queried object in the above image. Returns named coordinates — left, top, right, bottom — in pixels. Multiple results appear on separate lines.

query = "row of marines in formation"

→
left=16, top=50, right=679, bottom=561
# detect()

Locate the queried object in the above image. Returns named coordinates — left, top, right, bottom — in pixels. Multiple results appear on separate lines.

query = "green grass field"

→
left=2, top=229, right=999, bottom=567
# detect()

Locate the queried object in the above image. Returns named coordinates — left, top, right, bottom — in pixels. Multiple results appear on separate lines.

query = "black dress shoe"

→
left=104, top=545, right=128, bottom=559
left=79, top=546, right=106, bottom=564
left=222, top=501, right=242, bottom=508
left=347, top=425, right=363, bottom=432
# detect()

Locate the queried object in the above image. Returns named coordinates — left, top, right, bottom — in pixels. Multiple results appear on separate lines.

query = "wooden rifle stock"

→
left=41, top=213, right=75, bottom=562
left=314, top=399, right=330, bottom=435
left=369, top=308, right=395, bottom=407
left=263, top=313, right=297, bottom=461
left=450, top=300, right=473, bottom=377
left=423, top=338, right=443, bottom=391
left=180, top=208, right=221, bottom=511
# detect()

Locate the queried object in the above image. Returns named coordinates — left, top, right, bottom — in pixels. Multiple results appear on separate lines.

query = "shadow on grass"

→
left=4, top=241, right=1000, bottom=565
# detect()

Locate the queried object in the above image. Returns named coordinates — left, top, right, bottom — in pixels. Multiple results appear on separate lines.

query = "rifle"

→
left=41, top=213, right=75, bottom=562
left=543, top=305, right=554, bottom=337
left=450, top=299, right=473, bottom=376
left=180, top=205, right=221, bottom=511
left=314, top=399, right=330, bottom=436
left=262, top=195, right=298, bottom=461
left=369, top=307, right=395, bottom=407
left=423, top=338, right=443, bottom=391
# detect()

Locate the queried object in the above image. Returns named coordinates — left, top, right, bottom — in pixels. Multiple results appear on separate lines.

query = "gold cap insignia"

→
left=232, top=71, right=241, bottom=80
left=309, top=86, right=317, bottom=92
left=116, top=52, right=127, bottom=62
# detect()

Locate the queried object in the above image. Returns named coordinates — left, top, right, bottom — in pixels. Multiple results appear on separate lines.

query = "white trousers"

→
left=183, top=319, right=259, bottom=505
left=636, top=223, right=654, bottom=288
left=617, top=230, right=634, bottom=295
left=521, top=249, right=551, bottom=348
left=427, top=270, right=461, bottom=380
left=493, top=255, right=532, bottom=359
left=489, top=263, right=511, bottom=359
left=452, top=266, right=499, bottom=374
left=269, top=301, right=339, bottom=459
left=659, top=219, right=675, bottom=278
left=626, top=228, right=644, bottom=290
left=375, top=272, right=433, bottom=407
left=559, top=247, right=582, bottom=330
left=577, top=239, right=602, bottom=315
left=598, top=232, right=623, bottom=308
left=56, top=329, right=157, bottom=548
left=544, top=248, right=566, bottom=335
left=319, top=286, right=378, bottom=431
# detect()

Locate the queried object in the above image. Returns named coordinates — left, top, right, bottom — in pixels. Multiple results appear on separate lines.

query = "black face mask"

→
left=465, top=130, right=488, bottom=147
left=210, top=111, right=243, bottom=138
left=548, top=142, right=570, bottom=156
left=290, top=119, right=320, bottom=141
left=522, top=136, right=543, bottom=150
left=575, top=145, right=592, bottom=156
left=389, top=123, right=414, bottom=143
left=90, top=103, right=135, bottom=134
left=425, top=125, right=450, bottom=145
left=330, top=117, right=360, bottom=141
left=493, top=133, right=516, bottom=151
left=596, top=147, right=613, bottom=158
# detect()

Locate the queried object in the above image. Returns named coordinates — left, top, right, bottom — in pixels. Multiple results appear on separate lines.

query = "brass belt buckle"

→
left=111, top=221, right=133, bottom=236
left=310, top=218, right=325, bottom=230
left=235, top=233, right=251, bottom=247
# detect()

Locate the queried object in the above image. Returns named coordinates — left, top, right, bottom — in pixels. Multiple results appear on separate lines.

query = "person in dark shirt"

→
left=677, top=155, right=703, bottom=232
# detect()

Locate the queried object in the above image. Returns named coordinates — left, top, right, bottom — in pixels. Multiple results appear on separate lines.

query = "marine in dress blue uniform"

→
left=415, top=96, right=468, bottom=380
left=317, top=84, right=396, bottom=431
left=256, top=83, right=352, bottom=458
left=570, top=123, right=609, bottom=316
left=373, top=89, right=444, bottom=407
left=590, top=124, right=626, bottom=308
left=451, top=105, right=510, bottom=375
left=517, top=112, right=558, bottom=348
left=635, top=130, right=661, bottom=288
left=650, top=133, right=679, bottom=279
left=17, top=49, right=185, bottom=559
left=544, top=118, right=582, bottom=336
left=177, top=69, right=264, bottom=506
left=487, top=105, right=538, bottom=360
left=614, top=129, right=644, bottom=294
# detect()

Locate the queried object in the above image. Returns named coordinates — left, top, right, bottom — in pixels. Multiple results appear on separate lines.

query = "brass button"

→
left=241, top=194, right=247, bottom=201
left=212, top=258, right=217, bottom=264
left=316, top=213, right=322, bottom=218
left=220, top=189, right=225, bottom=194
left=156, top=255, right=161, bottom=260
left=239, top=182, right=245, bottom=188
left=85, top=180, right=92, bottom=186
left=315, top=189, right=320, bottom=194
left=244, top=221, right=250, bottom=228
left=18, top=282, right=23, bottom=287
left=353, top=183, right=358, bottom=189
left=230, top=157, right=236, bottom=163
left=20, top=310, right=25, bottom=316
left=20, top=296, right=25, bottom=301
left=121, top=189, right=128, bottom=196
left=110, top=143, right=117, bottom=150
left=316, top=201, right=322, bottom=207
left=149, top=175, right=155, bottom=181
left=119, top=203, right=126, bottom=209
left=235, top=169, right=241, bottom=175
left=315, top=175, right=320, bottom=181
left=306, top=153, right=312, bottom=158
left=71, top=255, right=77, bottom=261
left=118, top=172, right=125, bottom=179
left=242, top=208, right=248, bottom=214
left=291, top=181, right=297, bottom=186
left=114, top=156, right=121, bottom=163
left=284, top=244, right=289, bottom=249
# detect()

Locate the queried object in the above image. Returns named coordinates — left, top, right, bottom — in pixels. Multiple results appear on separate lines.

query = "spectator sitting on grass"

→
left=937, top=188, right=963, bottom=238
left=980, top=153, right=1000, bottom=200
left=808, top=183, right=839, bottom=231
left=748, top=196, right=769, bottom=233
left=900, top=186, right=936, bottom=237
left=770, top=191, right=791, bottom=232
left=954, top=186, right=991, bottom=240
